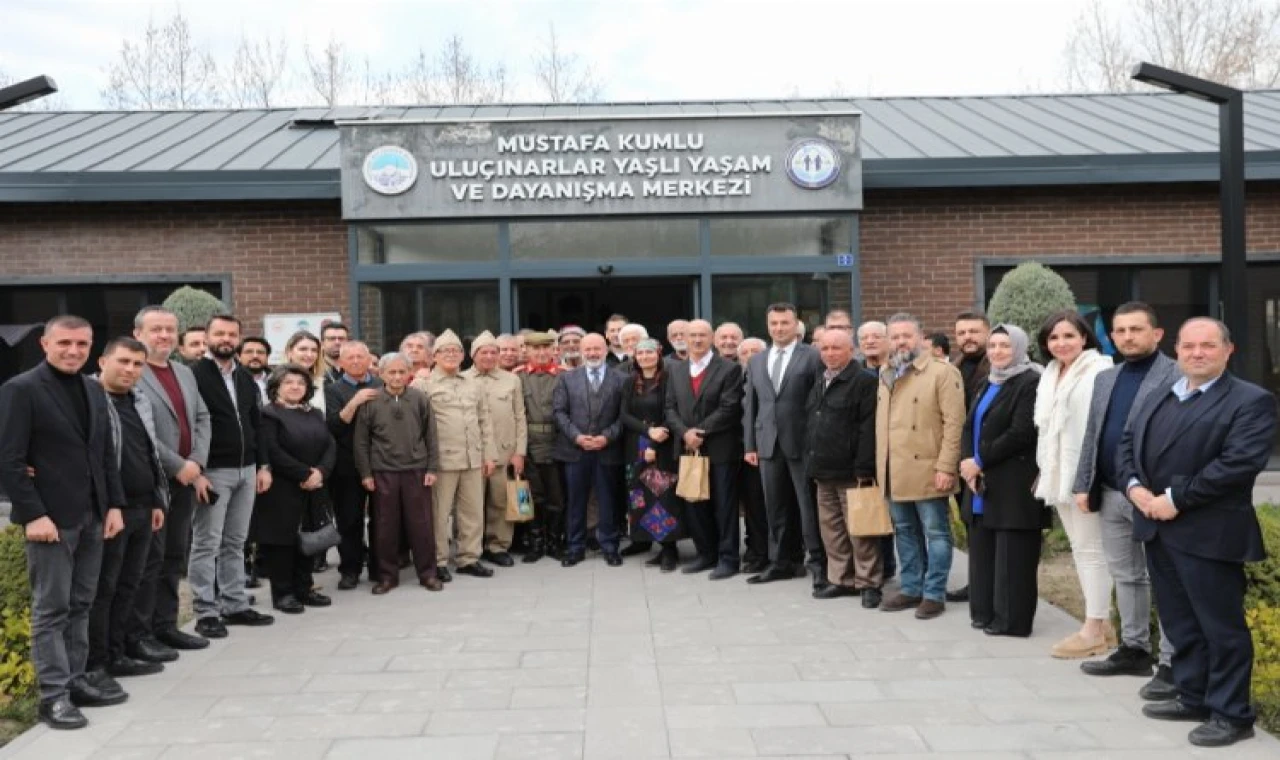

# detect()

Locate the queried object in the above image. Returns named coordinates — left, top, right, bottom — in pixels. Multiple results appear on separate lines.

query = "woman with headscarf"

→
left=958, top=324, right=1046, bottom=637
left=619, top=338, right=684, bottom=572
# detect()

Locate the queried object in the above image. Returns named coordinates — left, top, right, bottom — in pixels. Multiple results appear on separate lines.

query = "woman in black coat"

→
left=253, top=365, right=337, bottom=613
left=619, top=339, right=685, bottom=572
left=958, top=324, right=1046, bottom=637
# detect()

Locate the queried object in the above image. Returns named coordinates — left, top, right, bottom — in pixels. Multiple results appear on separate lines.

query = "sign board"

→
left=835, top=253, right=854, bottom=267
left=263, top=313, right=342, bottom=366
left=340, top=114, right=862, bottom=219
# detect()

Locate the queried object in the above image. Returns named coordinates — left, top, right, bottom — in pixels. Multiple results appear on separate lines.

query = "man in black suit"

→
left=0, top=316, right=128, bottom=730
left=1120, top=317, right=1276, bottom=748
left=553, top=333, right=627, bottom=566
left=742, top=303, right=826, bottom=588
left=666, top=319, right=744, bottom=580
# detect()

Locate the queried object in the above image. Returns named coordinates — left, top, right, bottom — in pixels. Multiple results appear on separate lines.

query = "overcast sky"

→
left=3, top=0, right=1125, bottom=108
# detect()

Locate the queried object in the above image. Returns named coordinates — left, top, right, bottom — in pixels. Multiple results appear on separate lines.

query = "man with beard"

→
left=189, top=315, right=274, bottom=638
left=400, top=332, right=435, bottom=382
left=714, top=322, right=744, bottom=361
left=946, top=311, right=992, bottom=603
left=177, top=328, right=206, bottom=365
left=517, top=332, right=567, bottom=562
left=605, top=314, right=629, bottom=367
left=497, top=333, right=523, bottom=372
left=616, top=324, right=649, bottom=375
left=237, top=337, right=271, bottom=406
left=320, top=323, right=349, bottom=385
left=667, top=319, right=690, bottom=363
left=559, top=325, right=586, bottom=370
left=876, top=313, right=965, bottom=620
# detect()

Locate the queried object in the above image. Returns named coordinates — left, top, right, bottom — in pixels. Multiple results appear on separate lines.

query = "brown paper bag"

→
left=676, top=451, right=710, bottom=502
left=846, top=481, right=893, bottom=536
left=505, top=470, right=535, bottom=522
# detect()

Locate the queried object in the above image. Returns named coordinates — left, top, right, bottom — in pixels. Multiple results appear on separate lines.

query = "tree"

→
left=162, top=286, right=226, bottom=334
left=435, top=34, right=506, bottom=104
left=1064, top=0, right=1280, bottom=91
left=303, top=37, right=355, bottom=107
left=531, top=23, right=602, bottom=103
left=103, top=8, right=221, bottom=109
left=986, top=262, right=1077, bottom=362
left=224, top=33, right=288, bottom=108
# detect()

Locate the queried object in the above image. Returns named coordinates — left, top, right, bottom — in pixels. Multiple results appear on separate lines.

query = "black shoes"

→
left=1081, top=645, right=1155, bottom=677
left=741, top=558, right=768, bottom=575
left=708, top=563, right=739, bottom=581
left=223, top=608, right=275, bottom=627
left=644, top=552, right=665, bottom=566
left=861, top=588, right=883, bottom=608
left=682, top=557, right=717, bottom=575
left=301, top=590, right=332, bottom=607
left=338, top=573, right=359, bottom=590
left=1140, top=664, right=1178, bottom=701
left=603, top=553, right=623, bottom=567
left=437, top=567, right=453, bottom=583
left=561, top=552, right=585, bottom=567
left=456, top=563, right=495, bottom=578
left=620, top=541, right=652, bottom=557
left=274, top=595, right=305, bottom=614
left=971, top=619, right=991, bottom=629
left=746, top=565, right=793, bottom=584
left=106, top=655, right=163, bottom=678
left=70, top=674, right=128, bottom=707
left=39, top=697, right=87, bottom=730
left=945, top=586, right=970, bottom=602
left=128, top=635, right=178, bottom=663
left=482, top=550, right=515, bottom=567
left=155, top=627, right=208, bottom=650
left=522, top=548, right=545, bottom=564
left=1189, top=716, right=1255, bottom=747
left=660, top=547, right=679, bottom=573
left=1142, top=700, right=1211, bottom=722
left=813, top=584, right=857, bottom=600
left=195, top=616, right=228, bottom=639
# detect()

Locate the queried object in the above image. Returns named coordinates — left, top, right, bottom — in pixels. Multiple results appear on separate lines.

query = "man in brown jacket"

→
left=414, top=329, right=497, bottom=582
left=875, top=313, right=966, bottom=620
left=465, top=330, right=528, bottom=568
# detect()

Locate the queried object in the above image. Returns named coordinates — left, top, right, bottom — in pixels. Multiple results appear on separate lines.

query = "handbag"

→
left=676, top=449, right=710, bottom=502
left=505, top=466, right=535, bottom=522
left=297, top=489, right=341, bottom=557
left=845, top=480, right=894, bottom=537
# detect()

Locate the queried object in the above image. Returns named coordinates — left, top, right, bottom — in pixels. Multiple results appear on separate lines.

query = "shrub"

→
left=987, top=262, right=1077, bottom=362
left=162, top=286, right=227, bottom=333
left=0, top=526, right=33, bottom=701
left=1248, top=505, right=1280, bottom=734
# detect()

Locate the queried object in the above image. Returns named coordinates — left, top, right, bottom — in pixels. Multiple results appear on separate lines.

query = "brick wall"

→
left=0, top=200, right=349, bottom=334
left=859, top=182, right=1280, bottom=336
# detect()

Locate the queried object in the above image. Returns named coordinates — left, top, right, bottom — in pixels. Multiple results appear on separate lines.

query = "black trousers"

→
left=759, top=455, right=826, bottom=581
left=526, top=459, right=566, bottom=552
left=330, top=473, right=376, bottom=579
left=685, top=461, right=742, bottom=567
left=967, top=515, right=1042, bottom=636
left=258, top=543, right=314, bottom=602
left=740, top=463, right=768, bottom=564
left=89, top=508, right=151, bottom=669
left=130, top=481, right=193, bottom=639
left=1147, top=535, right=1255, bottom=726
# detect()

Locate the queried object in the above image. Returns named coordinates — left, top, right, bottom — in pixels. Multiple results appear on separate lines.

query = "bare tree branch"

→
left=303, top=37, right=354, bottom=106
left=102, top=8, right=220, bottom=109
left=225, top=33, right=288, bottom=108
left=532, top=23, right=603, bottom=103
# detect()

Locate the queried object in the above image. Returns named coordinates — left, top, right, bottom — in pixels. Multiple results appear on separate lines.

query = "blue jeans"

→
left=889, top=498, right=953, bottom=602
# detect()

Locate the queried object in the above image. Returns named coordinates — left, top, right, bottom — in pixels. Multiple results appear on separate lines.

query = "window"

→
left=368, top=281, right=501, bottom=353
left=357, top=223, right=499, bottom=264
left=709, top=216, right=852, bottom=256
left=712, top=273, right=850, bottom=340
left=510, top=218, right=698, bottom=261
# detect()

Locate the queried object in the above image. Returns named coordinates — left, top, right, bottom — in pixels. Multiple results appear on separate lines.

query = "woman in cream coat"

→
left=1033, top=309, right=1116, bottom=659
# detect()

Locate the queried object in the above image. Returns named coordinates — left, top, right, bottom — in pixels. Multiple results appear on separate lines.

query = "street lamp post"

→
left=1131, top=62, right=1247, bottom=375
left=0, top=75, right=57, bottom=111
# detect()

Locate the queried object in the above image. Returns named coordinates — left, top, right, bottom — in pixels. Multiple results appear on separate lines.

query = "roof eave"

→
left=0, top=169, right=340, bottom=203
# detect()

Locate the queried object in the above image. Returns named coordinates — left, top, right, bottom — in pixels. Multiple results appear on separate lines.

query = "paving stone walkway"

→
left=2, top=553, right=1277, bottom=760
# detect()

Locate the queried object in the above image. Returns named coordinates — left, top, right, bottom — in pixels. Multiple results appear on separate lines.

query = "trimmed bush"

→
left=987, top=262, right=1077, bottom=362
left=161, top=286, right=226, bottom=333
left=0, top=526, right=33, bottom=701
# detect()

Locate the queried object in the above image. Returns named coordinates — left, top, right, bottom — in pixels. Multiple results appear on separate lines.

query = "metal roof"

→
left=2, top=92, right=1280, bottom=202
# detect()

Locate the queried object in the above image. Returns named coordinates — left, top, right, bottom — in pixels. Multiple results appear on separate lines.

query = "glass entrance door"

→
left=516, top=277, right=697, bottom=340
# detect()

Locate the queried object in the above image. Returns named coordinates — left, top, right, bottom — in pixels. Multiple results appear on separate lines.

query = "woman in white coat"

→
left=1033, top=309, right=1116, bottom=659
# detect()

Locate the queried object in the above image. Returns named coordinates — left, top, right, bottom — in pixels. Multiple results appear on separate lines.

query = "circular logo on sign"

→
left=785, top=139, right=841, bottom=189
left=362, top=146, right=418, bottom=195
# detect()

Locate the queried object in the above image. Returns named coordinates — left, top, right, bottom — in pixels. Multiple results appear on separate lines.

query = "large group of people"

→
left=0, top=299, right=1273, bottom=749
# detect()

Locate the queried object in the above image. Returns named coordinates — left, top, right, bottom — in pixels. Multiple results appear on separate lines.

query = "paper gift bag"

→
left=845, top=481, right=893, bottom=536
left=676, top=451, right=710, bottom=502
left=505, top=469, right=535, bottom=522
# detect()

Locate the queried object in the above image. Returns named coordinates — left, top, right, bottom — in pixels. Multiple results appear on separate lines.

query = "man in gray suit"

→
left=1073, top=302, right=1180, bottom=697
left=553, top=333, right=627, bottom=567
left=130, top=306, right=212, bottom=657
left=743, top=302, right=827, bottom=588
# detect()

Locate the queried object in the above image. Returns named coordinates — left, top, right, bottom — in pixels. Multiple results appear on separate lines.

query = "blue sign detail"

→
left=786, top=139, right=841, bottom=189
left=835, top=254, right=854, bottom=267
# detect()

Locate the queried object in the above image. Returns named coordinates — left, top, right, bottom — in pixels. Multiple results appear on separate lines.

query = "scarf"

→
left=987, top=324, right=1042, bottom=385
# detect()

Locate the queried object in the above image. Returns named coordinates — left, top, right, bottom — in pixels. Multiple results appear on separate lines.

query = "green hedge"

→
left=1249, top=505, right=1280, bottom=733
left=0, top=525, right=33, bottom=701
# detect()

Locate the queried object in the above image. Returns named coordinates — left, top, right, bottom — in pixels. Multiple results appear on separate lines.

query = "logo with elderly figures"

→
left=362, top=146, right=418, bottom=195
left=785, top=139, right=841, bottom=189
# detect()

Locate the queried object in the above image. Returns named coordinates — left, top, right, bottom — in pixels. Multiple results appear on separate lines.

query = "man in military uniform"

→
left=465, top=331, right=528, bottom=568
left=412, top=329, right=496, bottom=581
left=516, top=331, right=566, bottom=562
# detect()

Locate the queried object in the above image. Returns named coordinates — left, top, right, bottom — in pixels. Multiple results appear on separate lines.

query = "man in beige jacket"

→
left=875, top=313, right=966, bottom=620
left=465, top=331, right=528, bottom=568
left=413, top=329, right=497, bottom=581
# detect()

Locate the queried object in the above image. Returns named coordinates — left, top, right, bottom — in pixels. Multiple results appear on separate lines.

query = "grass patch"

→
left=0, top=694, right=37, bottom=748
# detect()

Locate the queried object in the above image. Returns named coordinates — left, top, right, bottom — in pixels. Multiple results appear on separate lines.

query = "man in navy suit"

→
left=553, top=333, right=627, bottom=567
left=0, top=316, right=128, bottom=730
left=1120, top=317, right=1276, bottom=748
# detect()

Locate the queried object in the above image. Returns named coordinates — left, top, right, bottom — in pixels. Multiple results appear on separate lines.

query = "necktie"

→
left=770, top=348, right=785, bottom=393
left=590, top=368, right=601, bottom=390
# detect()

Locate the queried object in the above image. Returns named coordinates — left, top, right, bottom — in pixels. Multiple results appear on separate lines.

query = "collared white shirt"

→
left=1171, top=373, right=1224, bottom=402
left=689, top=351, right=713, bottom=378
left=768, top=341, right=796, bottom=385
